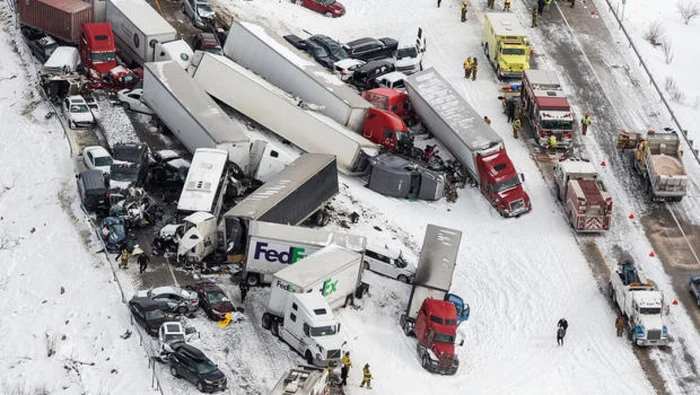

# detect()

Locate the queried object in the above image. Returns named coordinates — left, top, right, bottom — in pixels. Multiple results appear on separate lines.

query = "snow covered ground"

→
left=3, top=0, right=700, bottom=393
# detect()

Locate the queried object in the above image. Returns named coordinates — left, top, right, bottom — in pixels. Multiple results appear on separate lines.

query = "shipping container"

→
left=20, top=0, right=93, bottom=44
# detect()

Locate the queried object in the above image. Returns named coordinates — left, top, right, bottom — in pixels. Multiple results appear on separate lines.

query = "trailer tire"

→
left=271, top=321, right=280, bottom=337
left=246, top=274, right=259, bottom=287
left=305, top=350, right=314, bottom=365
left=421, top=355, right=430, bottom=370
left=262, top=313, right=272, bottom=330
left=398, top=274, right=409, bottom=283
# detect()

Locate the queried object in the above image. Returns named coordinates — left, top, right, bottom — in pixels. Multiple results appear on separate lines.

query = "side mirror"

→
left=459, top=340, right=464, bottom=347
left=520, top=173, right=525, bottom=182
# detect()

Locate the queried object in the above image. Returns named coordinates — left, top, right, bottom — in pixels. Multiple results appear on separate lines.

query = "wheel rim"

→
left=197, top=382, right=204, bottom=391
left=363, top=262, right=369, bottom=270
left=170, top=366, right=178, bottom=377
left=398, top=275, right=408, bottom=283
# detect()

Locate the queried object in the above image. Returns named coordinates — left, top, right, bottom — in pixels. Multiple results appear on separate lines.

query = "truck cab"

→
left=414, top=299, right=459, bottom=375
left=482, top=13, right=530, bottom=79
left=477, top=149, right=531, bottom=217
left=362, top=108, right=412, bottom=151
left=610, top=261, right=669, bottom=346
left=362, top=87, right=413, bottom=125
left=267, top=292, right=346, bottom=367
left=80, top=23, right=117, bottom=75
left=159, top=212, right=218, bottom=262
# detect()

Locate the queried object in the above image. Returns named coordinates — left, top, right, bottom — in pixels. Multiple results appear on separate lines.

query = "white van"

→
left=394, top=27, right=427, bottom=75
left=363, top=244, right=415, bottom=283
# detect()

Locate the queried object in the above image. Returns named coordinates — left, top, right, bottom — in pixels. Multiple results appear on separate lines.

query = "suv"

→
left=28, top=35, right=58, bottom=63
left=193, top=32, right=222, bottom=55
left=170, top=343, right=227, bottom=392
left=181, top=0, right=216, bottom=28
left=349, top=60, right=395, bottom=91
left=111, top=143, right=150, bottom=185
left=307, top=35, right=347, bottom=69
left=77, top=169, right=110, bottom=213
left=343, top=37, right=398, bottom=62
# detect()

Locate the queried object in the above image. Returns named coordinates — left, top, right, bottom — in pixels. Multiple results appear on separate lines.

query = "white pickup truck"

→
left=610, top=261, right=669, bottom=346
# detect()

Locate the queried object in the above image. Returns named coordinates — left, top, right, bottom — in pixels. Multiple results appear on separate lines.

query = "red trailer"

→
left=19, top=0, right=93, bottom=44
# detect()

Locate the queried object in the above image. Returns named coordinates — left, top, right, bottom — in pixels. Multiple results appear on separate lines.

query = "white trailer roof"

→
left=109, top=0, right=177, bottom=37
left=485, top=12, right=528, bottom=37
left=406, top=68, right=502, bottom=152
left=249, top=221, right=367, bottom=252
left=524, top=69, right=566, bottom=99
left=177, top=148, right=228, bottom=213
left=558, top=159, right=597, bottom=175
left=414, top=224, right=462, bottom=291
left=144, top=61, right=249, bottom=145
left=274, top=245, right=360, bottom=289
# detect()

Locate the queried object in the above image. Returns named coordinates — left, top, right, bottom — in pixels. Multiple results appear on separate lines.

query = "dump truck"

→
left=482, top=13, right=530, bottom=79
left=405, top=68, right=531, bottom=217
left=610, top=260, right=669, bottom=346
left=554, top=159, right=612, bottom=232
left=521, top=70, right=574, bottom=148
left=400, top=225, right=468, bottom=375
left=617, top=130, right=687, bottom=202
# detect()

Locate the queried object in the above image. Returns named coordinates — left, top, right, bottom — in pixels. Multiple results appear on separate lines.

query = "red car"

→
left=186, top=281, right=241, bottom=321
left=294, top=0, right=345, bottom=17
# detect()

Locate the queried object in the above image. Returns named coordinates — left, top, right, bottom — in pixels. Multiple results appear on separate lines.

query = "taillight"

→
left=340, top=71, right=347, bottom=76
left=106, top=191, right=110, bottom=198
left=83, top=193, right=87, bottom=201
left=563, top=131, right=572, bottom=138
left=191, top=299, right=198, bottom=304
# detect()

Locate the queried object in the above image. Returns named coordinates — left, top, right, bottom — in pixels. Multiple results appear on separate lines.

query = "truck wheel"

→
left=305, top=350, right=314, bottom=365
left=271, top=321, right=280, bottom=337
left=421, top=355, right=429, bottom=369
left=363, top=261, right=370, bottom=270
left=246, top=274, right=259, bottom=287
left=170, top=365, right=180, bottom=378
left=262, top=313, right=272, bottom=330
left=196, top=381, right=205, bottom=392
left=398, top=274, right=409, bottom=283
left=324, top=11, right=332, bottom=17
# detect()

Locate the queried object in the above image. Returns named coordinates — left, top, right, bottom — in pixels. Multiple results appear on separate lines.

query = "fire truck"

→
left=553, top=159, right=612, bottom=232
left=521, top=70, right=574, bottom=148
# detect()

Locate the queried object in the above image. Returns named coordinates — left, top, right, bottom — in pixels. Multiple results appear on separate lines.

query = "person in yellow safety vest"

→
left=580, top=112, right=591, bottom=135
left=463, top=57, right=473, bottom=79
left=461, top=1, right=467, bottom=22
left=340, top=352, right=352, bottom=386
left=503, top=0, right=511, bottom=12
left=116, top=248, right=131, bottom=269
left=471, top=58, right=478, bottom=80
left=360, top=364, right=372, bottom=389
left=549, top=135, right=558, bottom=155
left=544, top=0, right=552, bottom=10
left=512, top=119, right=521, bottom=139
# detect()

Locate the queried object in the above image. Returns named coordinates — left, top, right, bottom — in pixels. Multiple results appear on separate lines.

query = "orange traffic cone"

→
left=629, top=213, right=635, bottom=220
left=649, top=251, right=656, bottom=257
left=673, top=297, right=678, bottom=305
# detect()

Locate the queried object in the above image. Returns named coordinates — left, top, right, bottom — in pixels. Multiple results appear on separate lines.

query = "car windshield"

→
left=92, top=52, right=116, bottom=62
left=321, top=0, right=336, bottom=4
left=145, top=309, right=166, bottom=320
left=197, top=3, right=213, bottom=13
left=113, top=147, right=142, bottom=163
left=310, top=325, right=338, bottom=337
left=433, top=332, right=456, bottom=344
left=640, top=307, right=662, bottom=315
left=111, top=168, right=139, bottom=182
left=70, top=104, right=89, bottom=113
left=501, top=47, right=526, bottom=55
left=207, top=292, right=227, bottom=305
left=396, top=47, right=418, bottom=59
left=395, top=253, right=408, bottom=268
left=164, top=333, right=185, bottom=343
left=196, top=360, right=218, bottom=375
left=45, top=42, right=59, bottom=52
left=327, top=45, right=347, bottom=60
left=541, top=119, right=573, bottom=130
left=309, top=45, right=328, bottom=58
left=493, top=176, right=521, bottom=193
left=94, top=156, right=113, bottom=167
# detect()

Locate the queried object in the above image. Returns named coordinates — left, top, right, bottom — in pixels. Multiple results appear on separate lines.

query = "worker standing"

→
left=340, top=352, right=352, bottom=386
left=549, top=135, right=558, bottom=155
left=512, top=119, right=521, bottom=139
left=581, top=112, right=592, bottom=135
left=532, top=6, right=538, bottom=27
left=503, top=0, right=511, bottom=11
left=359, top=364, right=372, bottom=389
left=471, top=58, right=478, bottom=81
left=538, top=0, right=546, bottom=14
left=483, top=116, right=491, bottom=125
left=461, top=1, right=468, bottom=22
left=571, top=0, right=575, bottom=7
left=487, top=0, right=495, bottom=9
left=463, top=57, right=473, bottom=79
left=615, top=315, right=625, bottom=337
left=545, top=0, right=553, bottom=11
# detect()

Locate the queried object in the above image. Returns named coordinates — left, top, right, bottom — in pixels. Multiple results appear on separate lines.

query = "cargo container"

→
left=20, top=0, right=93, bottom=44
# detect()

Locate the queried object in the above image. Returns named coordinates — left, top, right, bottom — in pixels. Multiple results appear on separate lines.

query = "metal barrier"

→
left=603, top=0, right=700, bottom=165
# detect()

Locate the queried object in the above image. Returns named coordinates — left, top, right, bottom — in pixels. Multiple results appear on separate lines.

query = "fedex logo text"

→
left=253, top=242, right=306, bottom=264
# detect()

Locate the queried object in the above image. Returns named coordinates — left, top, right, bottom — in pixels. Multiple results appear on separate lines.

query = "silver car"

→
left=135, top=286, right=199, bottom=314
left=181, top=0, right=216, bottom=29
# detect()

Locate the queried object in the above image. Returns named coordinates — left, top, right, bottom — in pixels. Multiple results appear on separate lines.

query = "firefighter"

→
left=503, top=0, right=511, bottom=12
left=360, top=364, right=372, bottom=389
left=483, top=116, right=491, bottom=126
left=580, top=112, right=591, bottom=135
left=463, top=57, right=473, bottom=79
left=116, top=248, right=131, bottom=269
left=506, top=98, right=516, bottom=123
left=538, top=0, right=546, bottom=15
left=340, top=351, right=352, bottom=386
left=571, top=0, right=575, bottom=7
left=461, top=1, right=468, bottom=22
left=545, top=0, right=553, bottom=11
left=615, top=315, right=625, bottom=337
left=512, top=119, right=521, bottom=139
left=487, top=0, right=495, bottom=9
left=516, top=104, right=525, bottom=122
left=549, top=135, right=558, bottom=155
left=471, top=58, right=478, bottom=81
left=532, top=6, right=538, bottom=27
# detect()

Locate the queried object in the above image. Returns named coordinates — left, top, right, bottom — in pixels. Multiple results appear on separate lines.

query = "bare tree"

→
left=677, top=0, right=700, bottom=25
left=665, top=77, right=687, bottom=104
left=662, top=37, right=674, bottom=64
left=644, top=20, right=665, bottom=46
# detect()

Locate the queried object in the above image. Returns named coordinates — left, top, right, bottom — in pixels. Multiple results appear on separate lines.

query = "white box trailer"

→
left=105, top=0, right=178, bottom=65
left=189, top=52, right=378, bottom=175
left=177, top=148, right=229, bottom=219
left=142, top=61, right=288, bottom=182
left=243, top=220, right=366, bottom=285
left=269, top=245, right=363, bottom=311
left=223, top=20, right=373, bottom=132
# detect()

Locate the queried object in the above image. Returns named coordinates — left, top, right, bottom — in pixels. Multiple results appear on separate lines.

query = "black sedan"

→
left=128, top=297, right=176, bottom=337
left=343, top=37, right=398, bottom=62
left=349, top=59, right=396, bottom=91
left=186, top=280, right=240, bottom=321
left=306, top=34, right=347, bottom=69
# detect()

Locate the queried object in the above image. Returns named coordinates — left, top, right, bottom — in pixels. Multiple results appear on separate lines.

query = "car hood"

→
left=638, top=314, right=664, bottom=331
left=432, top=341, right=455, bottom=358
left=395, top=56, right=419, bottom=67
left=496, top=186, right=524, bottom=203
left=148, top=316, right=175, bottom=331
left=211, top=301, right=235, bottom=314
left=330, top=2, right=345, bottom=11
left=134, top=290, right=149, bottom=298
left=159, top=223, right=181, bottom=239
left=70, top=112, right=94, bottom=123
left=197, top=8, right=215, bottom=18
left=201, top=369, right=226, bottom=383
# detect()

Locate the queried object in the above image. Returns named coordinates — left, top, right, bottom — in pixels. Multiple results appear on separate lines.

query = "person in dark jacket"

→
left=239, top=282, right=249, bottom=303
left=558, top=318, right=569, bottom=331
left=506, top=98, right=517, bottom=123
left=138, top=253, right=150, bottom=274
left=538, top=0, right=546, bottom=15
left=615, top=315, right=625, bottom=337
left=557, top=326, right=566, bottom=346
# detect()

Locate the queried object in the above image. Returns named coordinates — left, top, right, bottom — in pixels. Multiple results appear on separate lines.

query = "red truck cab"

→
left=478, top=149, right=531, bottom=217
left=362, top=88, right=412, bottom=121
left=362, top=108, right=411, bottom=151
left=414, top=299, right=459, bottom=375
left=521, top=70, right=574, bottom=148
left=80, top=22, right=117, bottom=75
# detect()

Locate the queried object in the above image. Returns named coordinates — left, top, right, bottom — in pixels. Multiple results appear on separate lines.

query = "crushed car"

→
left=135, top=286, right=200, bottom=315
left=186, top=280, right=242, bottom=321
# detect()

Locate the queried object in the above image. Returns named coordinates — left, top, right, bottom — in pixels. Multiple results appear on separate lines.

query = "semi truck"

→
left=521, top=70, right=574, bottom=148
left=188, top=52, right=382, bottom=175
left=554, top=159, right=612, bottom=232
left=20, top=0, right=93, bottom=44
left=105, top=0, right=189, bottom=67
left=167, top=154, right=340, bottom=265
left=400, top=225, right=467, bottom=375
left=482, top=13, right=530, bottom=79
left=617, top=130, right=688, bottom=202
left=610, top=261, right=669, bottom=346
left=142, top=61, right=289, bottom=183
left=405, top=69, right=531, bottom=217
left=266, top=245, right=363, bottom=311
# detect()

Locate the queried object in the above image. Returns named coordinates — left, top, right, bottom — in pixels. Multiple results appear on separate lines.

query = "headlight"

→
left=204, top=379, right=215, bottom=384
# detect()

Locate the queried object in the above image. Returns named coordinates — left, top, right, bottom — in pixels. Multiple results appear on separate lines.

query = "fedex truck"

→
left=240, top=221, right=366, bottom=286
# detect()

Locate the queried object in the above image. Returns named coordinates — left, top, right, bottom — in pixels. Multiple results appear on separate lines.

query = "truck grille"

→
left=327, top=349, right=341, bottom=359
left=438, top=354, right=454, bottom=368
left=509, top=199, right=525, bottom=213
left=647, top=329, right=661, bottom=340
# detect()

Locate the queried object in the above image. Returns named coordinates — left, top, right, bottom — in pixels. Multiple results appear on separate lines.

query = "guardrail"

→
left=603, top=0, right=700, bottom=165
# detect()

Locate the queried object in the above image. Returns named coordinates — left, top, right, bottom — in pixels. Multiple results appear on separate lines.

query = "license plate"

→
left=99, top=200, right=105, bottom=204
